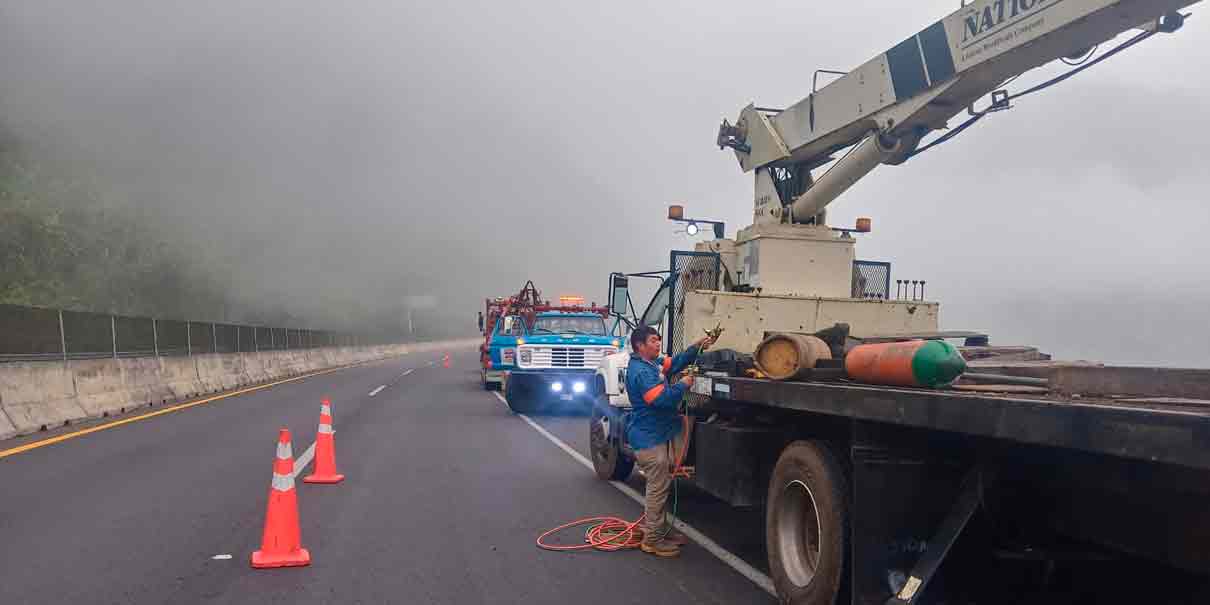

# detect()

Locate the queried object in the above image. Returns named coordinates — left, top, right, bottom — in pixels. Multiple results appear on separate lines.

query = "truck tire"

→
left=482, top=373, right=499, bottom=391
left=589, top=399, right=633, bottom=481
left=504, top=377, right=539, bottom=414
left=766, top=441, right=848, bottom=605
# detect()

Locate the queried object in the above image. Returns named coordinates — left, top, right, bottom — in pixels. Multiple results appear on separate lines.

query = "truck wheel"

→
left=482, top=373, right=499, bottom=391
left=504, top=378, right=538, bottom=414
left=766, top=441, right=848, bottom=605
left=589, top=399, right=633, bottom=481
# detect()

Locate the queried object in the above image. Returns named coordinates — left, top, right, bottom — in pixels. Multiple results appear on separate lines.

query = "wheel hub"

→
left=777, top=479, right=823, bottom=588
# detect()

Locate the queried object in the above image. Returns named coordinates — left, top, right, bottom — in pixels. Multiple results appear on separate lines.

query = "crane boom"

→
left=719, top=0, right=1198, bottom=225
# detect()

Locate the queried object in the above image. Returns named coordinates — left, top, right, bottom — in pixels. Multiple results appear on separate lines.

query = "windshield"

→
left=531, top=316, right=606, bottom=335
left=638, top=276, right=673, bottom=331
left=496, top=315, right=525, bottom=337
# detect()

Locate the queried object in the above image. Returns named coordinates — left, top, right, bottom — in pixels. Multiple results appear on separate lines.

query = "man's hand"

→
left=694, top=335, right=717, bottom=352
left=679, top=373, right=695, bottom=388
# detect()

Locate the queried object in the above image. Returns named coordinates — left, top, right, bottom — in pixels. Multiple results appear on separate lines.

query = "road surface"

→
left=0, top=350, right=774, bottom=604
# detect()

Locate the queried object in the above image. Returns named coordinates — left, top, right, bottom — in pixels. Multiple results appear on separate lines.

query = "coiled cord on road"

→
left=536, top=415, right=690, bottom=552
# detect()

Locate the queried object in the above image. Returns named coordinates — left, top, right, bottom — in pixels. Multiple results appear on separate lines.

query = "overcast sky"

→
left=1, top=1, right=1206, bottom=365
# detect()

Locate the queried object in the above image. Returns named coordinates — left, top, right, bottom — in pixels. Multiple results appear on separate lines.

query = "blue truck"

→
left=480, top=312, right=525, bottom=391
left=502, top=310, right=620, bottom=414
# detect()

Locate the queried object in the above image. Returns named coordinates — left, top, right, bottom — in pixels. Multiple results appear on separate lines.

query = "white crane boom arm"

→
left=720, top=0, right=1198, bottom=223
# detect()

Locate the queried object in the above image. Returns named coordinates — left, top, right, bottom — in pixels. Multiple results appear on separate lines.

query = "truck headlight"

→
left=518, top=349, right=532, bottom=365
left=502, top=348, right=516, bottom=365
left=572, top=381, right=586, bottom=394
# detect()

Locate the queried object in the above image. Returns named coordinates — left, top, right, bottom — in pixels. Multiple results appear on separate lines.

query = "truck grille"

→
left=519, top=345, right=611, bottom=369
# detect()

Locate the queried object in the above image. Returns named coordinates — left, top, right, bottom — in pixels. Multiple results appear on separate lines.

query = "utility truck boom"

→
left=717, top=0, right=1196, bottom=226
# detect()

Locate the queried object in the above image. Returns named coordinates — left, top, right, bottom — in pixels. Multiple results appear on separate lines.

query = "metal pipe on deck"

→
left=960, top=373, right=1050, bottom=387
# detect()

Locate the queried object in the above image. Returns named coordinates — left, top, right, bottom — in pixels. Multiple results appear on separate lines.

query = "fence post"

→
left=111, top=315, right=118, bottom=359
left=58, top=310, right=68, bottom=362
left=186, top=321, right=191, bottom=357
left=212, top=323, right=217, bottom=354
left=152, top=318, right=159, bottom=357
left=236, top=325, right=240, bottom=353
left=284, top=328, right=289, bottom=350
left=254, top=327, right=259, bottom=353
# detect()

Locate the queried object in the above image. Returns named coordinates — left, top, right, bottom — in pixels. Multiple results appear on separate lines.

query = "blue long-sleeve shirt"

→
left=625, top=345, right=700, bottom=451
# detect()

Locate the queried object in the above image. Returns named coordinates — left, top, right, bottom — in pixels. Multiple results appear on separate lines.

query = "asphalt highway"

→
left=0, top=350, right=774, bottom=604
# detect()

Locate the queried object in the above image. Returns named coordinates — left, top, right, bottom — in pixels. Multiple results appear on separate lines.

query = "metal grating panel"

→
left=667, top=251, right=721, bottom=356
left=852, top=260, right=891, bottom=300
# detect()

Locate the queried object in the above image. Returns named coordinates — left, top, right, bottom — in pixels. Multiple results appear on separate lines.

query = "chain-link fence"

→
left=0, top=303, right=387, bottom=362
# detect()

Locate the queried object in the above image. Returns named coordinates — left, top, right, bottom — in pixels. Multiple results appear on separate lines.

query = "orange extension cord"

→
left=536, top=415, right=691, bottom=552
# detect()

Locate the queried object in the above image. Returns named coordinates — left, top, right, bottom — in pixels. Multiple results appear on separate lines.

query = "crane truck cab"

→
left=503, top=311, right=620, bottom=414
left=481, top=314, right=526, bottom=390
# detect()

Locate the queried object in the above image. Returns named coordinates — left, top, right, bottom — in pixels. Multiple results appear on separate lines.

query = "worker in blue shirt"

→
left=625, top=325, right=715, bottom=558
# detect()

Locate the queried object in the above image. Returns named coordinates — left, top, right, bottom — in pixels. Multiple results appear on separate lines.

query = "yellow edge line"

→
left=0, top=360, right=376, bottom=460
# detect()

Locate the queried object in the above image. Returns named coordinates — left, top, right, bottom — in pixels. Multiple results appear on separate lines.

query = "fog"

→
left=1, top=1, right=1207, bottom=364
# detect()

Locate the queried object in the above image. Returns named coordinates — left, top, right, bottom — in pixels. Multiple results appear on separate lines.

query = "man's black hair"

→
left=630, top=325, right=660, bottom=352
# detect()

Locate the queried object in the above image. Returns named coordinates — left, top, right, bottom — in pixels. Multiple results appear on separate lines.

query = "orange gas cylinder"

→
left=844, top=340, right=965, bottom=388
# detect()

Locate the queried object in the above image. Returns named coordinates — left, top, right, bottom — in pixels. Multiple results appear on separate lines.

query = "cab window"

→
left=639, top=277, right=672, bottom=332
left=497, top=315, right=525, bottom=337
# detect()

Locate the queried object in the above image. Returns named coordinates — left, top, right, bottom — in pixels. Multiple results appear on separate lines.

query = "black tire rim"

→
left=777, top=479, right=823, bottom=588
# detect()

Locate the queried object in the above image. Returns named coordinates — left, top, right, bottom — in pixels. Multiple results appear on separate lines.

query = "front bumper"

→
left=507, top=369, right=599, bottom=402
left=484, top=370, right=505, bottom=384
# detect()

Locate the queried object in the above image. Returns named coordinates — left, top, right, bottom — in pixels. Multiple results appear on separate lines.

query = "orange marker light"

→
left=856, top=217, right=872, bottom=232
left=668, top=205, right=684, bottom=220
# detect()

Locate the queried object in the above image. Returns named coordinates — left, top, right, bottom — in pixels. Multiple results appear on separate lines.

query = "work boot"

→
left=640, top=539, right=681, bottom=558
left=661, top=526, right=689, bottom=546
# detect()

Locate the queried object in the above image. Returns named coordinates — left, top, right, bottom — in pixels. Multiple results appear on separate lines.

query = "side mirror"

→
left=477, top=312, right=484, bottom=332
left=609, top=274, right=629, bottom=317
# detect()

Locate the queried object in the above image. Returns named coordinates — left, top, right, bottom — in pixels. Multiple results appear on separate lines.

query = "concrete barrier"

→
left=0, top=338, right=480, bottom=441
left=161, top=356, right=203, bottom=401
left=0, top=408, right=15, bottom=441
left=74, top=357, right=177, bottom=418
left=195, top=353, right=247, bottom=393
left=71, top=358, right=131, bottom=418
left=241, top=352, right=269, bottom=385
left=0, top=362, right=88, bottom=434
left=120, top=357, right=176, bottom=409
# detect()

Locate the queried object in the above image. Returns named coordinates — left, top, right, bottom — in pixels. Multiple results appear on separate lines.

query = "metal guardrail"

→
left=0, top=303, right=385, bottom=362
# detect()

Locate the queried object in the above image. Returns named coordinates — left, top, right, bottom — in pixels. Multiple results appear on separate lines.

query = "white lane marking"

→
left=368, top=385, right=386, bottom=397
left=491, top=391, right=776, bottom=597
left=292, top=441, right=316, bottom=478
left=211, top=554, right=233, bottom=560
left=401, top=368, right=415, bottom=377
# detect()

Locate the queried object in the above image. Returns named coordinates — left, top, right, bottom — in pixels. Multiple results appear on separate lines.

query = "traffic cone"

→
left=303, top=399, right=344, bottom=484
left=251, top=428, right=311, bottom=569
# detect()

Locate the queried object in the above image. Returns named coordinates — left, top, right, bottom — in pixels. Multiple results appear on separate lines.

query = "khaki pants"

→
left=635, top=429, right=687, bottom=545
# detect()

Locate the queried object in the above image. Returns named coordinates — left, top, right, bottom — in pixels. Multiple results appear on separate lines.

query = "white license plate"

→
left=559, top=394, right=573, bottom=401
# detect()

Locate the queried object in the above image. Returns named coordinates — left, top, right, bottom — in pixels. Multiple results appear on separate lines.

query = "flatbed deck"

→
left=700, top=374, right=1210, bottom=471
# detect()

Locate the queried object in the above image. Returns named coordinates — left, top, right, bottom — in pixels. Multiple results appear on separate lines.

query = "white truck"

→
left=590, top=2, right=1208, bottom=604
